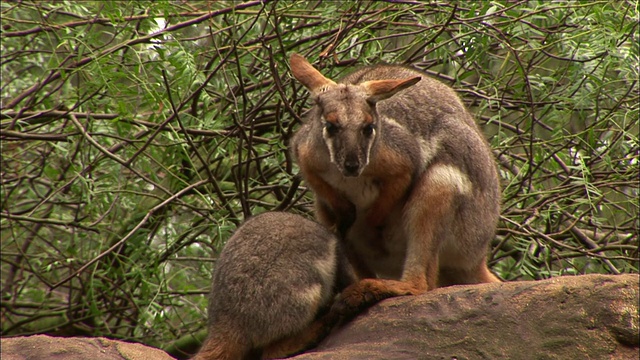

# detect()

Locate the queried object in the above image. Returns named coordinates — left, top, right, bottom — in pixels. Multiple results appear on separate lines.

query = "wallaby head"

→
left=290, top=53, right=421, bottom=177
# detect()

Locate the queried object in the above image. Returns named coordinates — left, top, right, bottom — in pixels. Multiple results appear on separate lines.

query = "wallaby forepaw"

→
left=331, top=279, right=394, bottom=319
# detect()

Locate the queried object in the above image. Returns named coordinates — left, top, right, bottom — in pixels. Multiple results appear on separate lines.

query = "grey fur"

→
left=196, top=212, right=352, bottom=359
left=290, top=54, right=500, bottom=287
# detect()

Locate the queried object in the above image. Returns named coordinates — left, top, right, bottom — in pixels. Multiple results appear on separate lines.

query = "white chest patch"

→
left=321, top=167, right=379, bottom=210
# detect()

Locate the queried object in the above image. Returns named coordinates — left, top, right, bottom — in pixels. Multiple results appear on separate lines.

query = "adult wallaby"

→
left=289, top=53, right=501, bottom=314
left=193, top=212, right=354, bottom=360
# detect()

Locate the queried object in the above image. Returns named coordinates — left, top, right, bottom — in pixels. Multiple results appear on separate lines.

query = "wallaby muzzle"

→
left=342, top=154, right=361, bottom=177
left=329, top=133, right=372, bottom=177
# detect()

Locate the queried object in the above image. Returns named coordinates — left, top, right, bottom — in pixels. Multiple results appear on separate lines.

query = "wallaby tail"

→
left=192, top=331, right=252, bottom=360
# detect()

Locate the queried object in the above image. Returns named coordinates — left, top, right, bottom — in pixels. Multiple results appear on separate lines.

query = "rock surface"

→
left=0, top=335, right=174, bottom=360
left=292, top=274, right=639, bottom=360
left=1, top=274, right=638, bottom=360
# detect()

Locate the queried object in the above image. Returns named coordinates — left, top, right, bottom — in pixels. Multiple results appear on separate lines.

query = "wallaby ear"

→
left=362, top=76, right=421, bottom=103
left=290, top=53, right=337, bottom=96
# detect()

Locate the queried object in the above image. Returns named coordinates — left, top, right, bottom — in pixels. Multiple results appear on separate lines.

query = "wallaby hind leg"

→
left=332, top=164, right=473, bottom=317
left=296, top=143, right=356, bottom=235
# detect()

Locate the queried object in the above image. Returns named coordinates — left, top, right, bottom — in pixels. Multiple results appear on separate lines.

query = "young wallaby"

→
left=193, top=211, right=354, bottom=360
left=289, top=53, right=502, bottom=314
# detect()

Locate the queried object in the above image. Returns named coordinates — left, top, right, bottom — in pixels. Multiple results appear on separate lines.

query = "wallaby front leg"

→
left=299, top=168, right=355, bottom=234
left=365, top=148, right=414, bottom=227
left=333, top=278, right=424, bottom=319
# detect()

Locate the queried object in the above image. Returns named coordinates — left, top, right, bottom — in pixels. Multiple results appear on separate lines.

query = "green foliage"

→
left=1, top=0, right=637, bottom=357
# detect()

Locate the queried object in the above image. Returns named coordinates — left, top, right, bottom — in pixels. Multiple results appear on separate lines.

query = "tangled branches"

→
left=1, top=0, right=637, bottom=356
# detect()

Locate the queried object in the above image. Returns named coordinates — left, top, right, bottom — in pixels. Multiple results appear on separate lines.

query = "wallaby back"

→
left=194, top=212, right=350, bottom=360
left=289, top=54, right=501, bottom=315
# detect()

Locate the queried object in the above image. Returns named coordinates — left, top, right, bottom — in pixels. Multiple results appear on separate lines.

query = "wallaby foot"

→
left=332, top=278, right=425, bottom=319
left=334, top=265, right=500, bottom=320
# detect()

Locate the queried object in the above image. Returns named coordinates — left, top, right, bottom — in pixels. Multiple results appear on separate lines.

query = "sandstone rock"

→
left=292, top=274, right=639, bottom=360
left=0, top=334, right=175, bottom=360
left=1, top=275, right=637, bottom=360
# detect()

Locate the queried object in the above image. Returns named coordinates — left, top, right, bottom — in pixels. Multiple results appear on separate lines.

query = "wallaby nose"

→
left=343, top=159, right=360, bottom=176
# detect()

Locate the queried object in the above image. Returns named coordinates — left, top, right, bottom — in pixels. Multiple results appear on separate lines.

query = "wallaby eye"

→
left=362, top=124, right=374, bottom=136
left=324, top=121, right=339, bottom=136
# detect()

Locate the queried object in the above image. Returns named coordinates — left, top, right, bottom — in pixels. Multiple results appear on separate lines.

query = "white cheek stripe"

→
left=322, top=127, right=337, bottom=164
left=362, top=129, right=375, bottom=168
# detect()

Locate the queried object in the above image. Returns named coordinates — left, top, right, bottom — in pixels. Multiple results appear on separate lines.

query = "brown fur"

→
left=363, top=145, right=414, bottom=227
left=289, top=54, right=502, bottom=316
left=261, top=308, right=340, bottom=359
left=193, top=212, right=355, bottom=359
left=193, top=329, right=249, bottom=360
left=297, top=142, right=355, bottom=234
